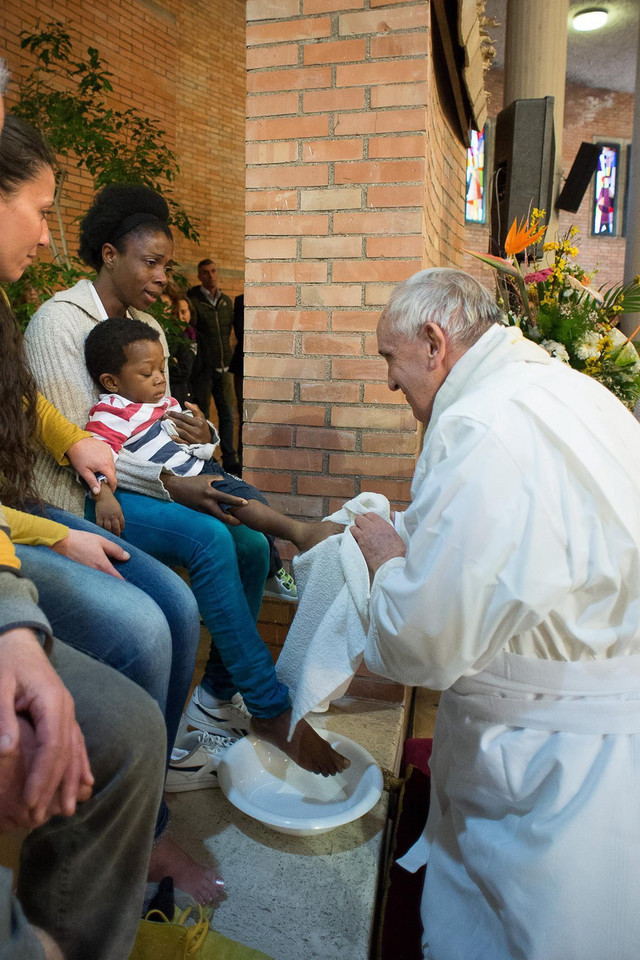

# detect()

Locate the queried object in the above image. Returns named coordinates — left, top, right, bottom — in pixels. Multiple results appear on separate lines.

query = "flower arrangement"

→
left=468, top=210, right=640, bottom=409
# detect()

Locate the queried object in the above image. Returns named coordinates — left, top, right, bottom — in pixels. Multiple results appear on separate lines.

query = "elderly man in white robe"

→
left=352, top=268, right=640, bottom=960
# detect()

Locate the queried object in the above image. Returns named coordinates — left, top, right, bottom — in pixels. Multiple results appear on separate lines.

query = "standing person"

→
left=352, top=268, right=640, bottom=960
left=188, top=259, right=241, bottom=473
left=230, top=292, right=244, bottom=463
left=25, top=183, right=347, bottom=777
left=0, top=60, right=166, bottom=960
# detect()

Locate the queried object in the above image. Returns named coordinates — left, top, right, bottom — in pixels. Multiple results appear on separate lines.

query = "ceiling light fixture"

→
left=572, top=8, right=609, bottom=32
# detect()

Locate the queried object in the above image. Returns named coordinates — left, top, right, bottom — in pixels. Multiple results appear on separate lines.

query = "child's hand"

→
left=94, top=488, right=126, bottom=537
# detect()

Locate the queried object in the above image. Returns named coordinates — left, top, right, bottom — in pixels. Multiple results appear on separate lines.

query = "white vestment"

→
left=363, top=324, right=640, bottom=960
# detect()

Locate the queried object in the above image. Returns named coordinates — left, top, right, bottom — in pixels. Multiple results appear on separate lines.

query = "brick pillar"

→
left=244, top=0, right=465, bottom=539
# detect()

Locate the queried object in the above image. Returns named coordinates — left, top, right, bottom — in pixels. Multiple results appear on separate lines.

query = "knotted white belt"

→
left=450, top=649, right=640, bottom=735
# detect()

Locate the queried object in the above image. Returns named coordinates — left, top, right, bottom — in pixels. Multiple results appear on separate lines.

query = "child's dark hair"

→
left=78, top=183, right=172, bottom=271
left=85, top=317, right=160, bottom=386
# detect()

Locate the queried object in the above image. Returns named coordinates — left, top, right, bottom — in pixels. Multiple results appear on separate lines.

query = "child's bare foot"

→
left=291, top=520, right=345, bottom=553
left=251, top=709, right=351, bottom=777
left=148, top=835, right=225, bottom=904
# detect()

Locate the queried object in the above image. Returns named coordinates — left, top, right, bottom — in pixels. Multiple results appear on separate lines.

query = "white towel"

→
left=276, top=493, right=394, bottom=737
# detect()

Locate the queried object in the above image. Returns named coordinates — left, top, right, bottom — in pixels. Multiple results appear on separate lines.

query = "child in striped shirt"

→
left=83, top=317, right=342, bottom=562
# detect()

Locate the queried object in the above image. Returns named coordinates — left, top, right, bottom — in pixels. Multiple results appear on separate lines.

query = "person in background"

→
left=0, top=58, right=166, bottom=960
left=230, top=292, right=244, bottom=463
left=188, top=259, right=241, bottom=474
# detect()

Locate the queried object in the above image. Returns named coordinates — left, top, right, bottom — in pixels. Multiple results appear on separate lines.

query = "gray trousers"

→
left=2, top=640, right=166, bottom=960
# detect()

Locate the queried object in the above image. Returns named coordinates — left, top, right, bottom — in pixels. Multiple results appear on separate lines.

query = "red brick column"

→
left=244, top=0, right=440, bottom=533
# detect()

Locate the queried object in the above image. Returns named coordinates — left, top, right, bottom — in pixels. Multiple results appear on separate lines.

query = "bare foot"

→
left=251, top=710, right=351, bottom=777
left=148, top=835, right=225, bottom=904
left=291, top=520, right=345, bottom=553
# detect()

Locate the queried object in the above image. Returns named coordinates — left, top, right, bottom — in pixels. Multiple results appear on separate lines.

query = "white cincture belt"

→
left=449, top=649, right=640, bottom=735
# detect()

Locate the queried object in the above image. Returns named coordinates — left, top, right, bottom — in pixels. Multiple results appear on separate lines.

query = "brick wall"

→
left=464, top=68, right=634, bottom=290
left=1, top=0, right=247, bottom=299
left=243, top=0, right=467, bottom=549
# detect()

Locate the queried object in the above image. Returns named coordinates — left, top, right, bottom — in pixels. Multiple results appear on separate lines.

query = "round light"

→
left=572, top=8, right=609, bottom=31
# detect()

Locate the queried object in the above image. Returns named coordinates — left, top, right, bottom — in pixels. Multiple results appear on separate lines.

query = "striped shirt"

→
left=85, top=394, right=211, bottom=477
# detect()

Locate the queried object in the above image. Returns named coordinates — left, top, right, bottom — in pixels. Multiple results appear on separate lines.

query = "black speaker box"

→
left=491, top=97, right=556, bottom=256
left=556, top=141, right=601, bottom=212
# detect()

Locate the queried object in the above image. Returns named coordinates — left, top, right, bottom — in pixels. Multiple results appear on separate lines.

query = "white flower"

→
left=575, top=331, right=601, bottom=360
left=540, top=340, right=570, bottom=363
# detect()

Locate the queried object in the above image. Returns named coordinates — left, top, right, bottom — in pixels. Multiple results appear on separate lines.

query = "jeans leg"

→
left=110, top=491, right=290, bottom=718
left=211, top=370, right=238, bottom=469
left=46, top=504, right=200, bottom=763
left=17, top=640, right=166, bottom=960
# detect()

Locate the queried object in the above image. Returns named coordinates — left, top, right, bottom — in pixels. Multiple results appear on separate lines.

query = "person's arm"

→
left=362, top=417, right=561, bottom=689
left=3, top=508, right=68, bottom=548
left=36, top=394, right=116, bottom=495
left=0, top=508, right=93, bottom=828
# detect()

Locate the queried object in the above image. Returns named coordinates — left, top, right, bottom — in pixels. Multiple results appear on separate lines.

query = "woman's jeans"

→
left=86, top=489, right=290, bottom=719
left=17, top=505, right=201, bottom=837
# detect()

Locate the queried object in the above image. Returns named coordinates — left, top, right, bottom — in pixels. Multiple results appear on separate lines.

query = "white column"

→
left=503, top=0, right=569, bottom=239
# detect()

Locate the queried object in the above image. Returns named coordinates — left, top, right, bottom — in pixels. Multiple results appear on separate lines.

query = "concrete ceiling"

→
left=485, top=0, right=639, bottom=94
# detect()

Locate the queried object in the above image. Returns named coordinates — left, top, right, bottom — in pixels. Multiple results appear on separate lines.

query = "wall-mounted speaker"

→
left=491, top=97, right=556, bottom=257
left=556, top=142, right=601, bottom=213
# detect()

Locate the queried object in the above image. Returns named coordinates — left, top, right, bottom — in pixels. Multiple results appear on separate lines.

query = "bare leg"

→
left=251, top=709, right=351, bottom=777
left=148, top=835, right=225, bottom=904
left=229, top=500, right=345, bottom=553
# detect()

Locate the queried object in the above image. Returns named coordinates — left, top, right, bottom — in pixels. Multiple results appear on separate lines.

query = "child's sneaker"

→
left=165, top=730, right=235, bottom=793
left=185, top=686, right=251, bottom=739
left=263, top=567, right=298, bottom=602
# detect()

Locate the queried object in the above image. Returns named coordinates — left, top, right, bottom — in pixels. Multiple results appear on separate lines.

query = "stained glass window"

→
left=465, top=128, right=486, bottom=223
left=592, top=143, right=619, bottom=236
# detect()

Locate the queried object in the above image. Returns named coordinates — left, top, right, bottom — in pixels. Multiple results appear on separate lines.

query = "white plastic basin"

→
left=217, top=729, right=383, bottom=836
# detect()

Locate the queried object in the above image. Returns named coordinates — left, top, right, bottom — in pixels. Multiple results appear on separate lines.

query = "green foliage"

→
left=6, top=21, right=199, bottom=319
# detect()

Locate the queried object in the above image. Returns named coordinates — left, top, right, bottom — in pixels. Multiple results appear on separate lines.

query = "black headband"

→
left=108, top=212, right=167, bottom=244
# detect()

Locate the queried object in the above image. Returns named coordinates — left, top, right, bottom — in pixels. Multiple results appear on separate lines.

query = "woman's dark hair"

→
left=85, top=317, right=161, bottom=386
left=0, top=115, right=55, bottom=196
left=78, top=183, right=172, bottom=271
left=0, top=116, right=55, bottom=508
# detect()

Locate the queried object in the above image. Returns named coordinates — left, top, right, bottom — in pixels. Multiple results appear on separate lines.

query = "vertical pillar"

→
left=503, top=0, right=569, bottom=239
left=622, top=24, right=640, bottom=335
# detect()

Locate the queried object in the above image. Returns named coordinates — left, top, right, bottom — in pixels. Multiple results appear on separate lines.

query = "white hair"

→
left=0, top=59, right=9, bottom=96
left=380, top=267, right=504, bottom=347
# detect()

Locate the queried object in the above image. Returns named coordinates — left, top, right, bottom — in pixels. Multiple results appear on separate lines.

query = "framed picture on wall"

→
left=591, top=143, right=620, bottom=236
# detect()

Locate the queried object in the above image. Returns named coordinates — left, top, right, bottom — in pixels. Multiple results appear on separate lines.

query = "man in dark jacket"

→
left=188, top=259, right=241, bottom=473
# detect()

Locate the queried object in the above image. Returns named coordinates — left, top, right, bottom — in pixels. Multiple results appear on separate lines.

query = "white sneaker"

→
left=185, top=685, right=252, bottom=739
left=263, top=566, right=298, bottom=602
left=166, top=730, right=235, bottom=793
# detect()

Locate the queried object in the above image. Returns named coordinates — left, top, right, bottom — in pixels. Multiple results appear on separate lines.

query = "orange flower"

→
left=504, top=217, right=547, bottom=257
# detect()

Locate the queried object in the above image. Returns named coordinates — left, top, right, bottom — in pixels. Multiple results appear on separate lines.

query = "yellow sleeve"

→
left=0, top=528, right=20, bottom=571
left=4, top=507, right=69, bottom=547
left=36, top=392, right=92, bottom=465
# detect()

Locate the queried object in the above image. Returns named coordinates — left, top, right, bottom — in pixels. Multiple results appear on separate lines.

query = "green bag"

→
left=129, top=905, right=274, bottom=960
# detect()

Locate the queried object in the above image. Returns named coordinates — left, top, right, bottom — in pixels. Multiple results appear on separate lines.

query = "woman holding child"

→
left=25, top=182, right=347, bottom=777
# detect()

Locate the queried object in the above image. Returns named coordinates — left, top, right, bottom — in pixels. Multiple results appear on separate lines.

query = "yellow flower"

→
left=504, top=217, right=547, bottom=256
left=543, top=241, right=558, bottom=252
left=570, top=225, right=579, bottom=236
left=568, top=246, right=579, bottom=257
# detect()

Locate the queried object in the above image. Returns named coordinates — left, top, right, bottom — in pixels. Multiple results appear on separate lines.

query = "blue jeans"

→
left=86, top=490, right=291, bottom=718
left=17, top=506, right=201, bottom=837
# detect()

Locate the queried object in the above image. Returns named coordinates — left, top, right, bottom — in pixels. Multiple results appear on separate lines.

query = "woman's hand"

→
left=164, top=403, right=211, bottom=445
left=50, top=529, right=130, bottom=579
left=162, top=473, right=246, bottom=524
left=66, top=437, right=117, bottom=495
